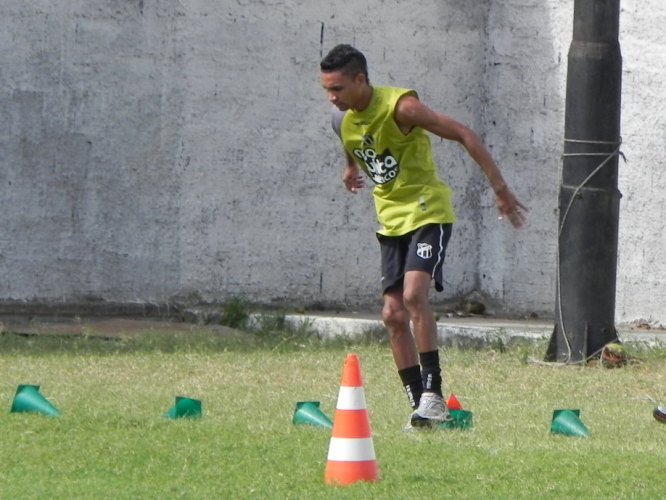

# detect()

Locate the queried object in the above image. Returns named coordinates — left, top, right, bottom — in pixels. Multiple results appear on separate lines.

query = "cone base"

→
left=164, top=397, right=202, bottom=419
left=293, top=401, right=333, bottom=429
left=325, top=460, right=379, bottom=485
left=550, top=409, right=589, bottom=437
left=11, top=385, right=61, bottom=417
left=439, top=410, right=473, bottom=430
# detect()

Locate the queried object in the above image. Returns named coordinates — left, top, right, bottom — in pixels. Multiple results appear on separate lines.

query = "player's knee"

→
left=402, top=288, right=428, bottom=313
left=382, top=302, right=407, bottom=329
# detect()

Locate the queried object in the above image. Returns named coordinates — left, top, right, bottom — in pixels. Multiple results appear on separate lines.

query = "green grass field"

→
left=1, top=325, right=666, bottom=499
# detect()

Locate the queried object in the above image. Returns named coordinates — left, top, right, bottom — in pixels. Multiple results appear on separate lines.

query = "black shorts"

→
left=377, top=223, right=452, bottom=294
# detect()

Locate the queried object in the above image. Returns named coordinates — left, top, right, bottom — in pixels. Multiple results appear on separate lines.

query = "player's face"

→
left=320, top=71, right=364, bottom=111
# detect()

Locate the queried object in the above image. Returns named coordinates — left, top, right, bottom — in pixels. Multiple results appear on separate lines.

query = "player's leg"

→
left=382, top=288, right=422, bottom=413
left=402, top=270, right=448, bottom=426
left=403, top=224, right=453, bottom=426
left=403, top=270, right=438, bottom=354
left=382, top=288, right=418, bottom=369
left=378, top=234, right=423, bottom=414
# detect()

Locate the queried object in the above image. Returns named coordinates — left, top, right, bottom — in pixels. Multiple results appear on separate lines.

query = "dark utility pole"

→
left=546, top=0, right=623, bottom=363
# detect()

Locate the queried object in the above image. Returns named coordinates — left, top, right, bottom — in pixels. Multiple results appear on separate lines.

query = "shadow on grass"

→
left=0, top=312, right=389, bottom=356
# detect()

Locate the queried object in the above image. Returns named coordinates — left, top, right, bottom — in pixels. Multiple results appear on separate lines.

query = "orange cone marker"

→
left=447, top=394, right=463, bottom=411
left=325, top=354, right=379, bottom=486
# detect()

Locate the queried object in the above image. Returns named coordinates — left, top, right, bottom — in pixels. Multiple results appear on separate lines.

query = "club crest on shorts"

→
left=416, top=242, right=433, bottom=259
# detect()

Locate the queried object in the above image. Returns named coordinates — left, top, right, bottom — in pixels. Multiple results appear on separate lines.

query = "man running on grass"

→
left=320, top=44, right=527, bottom=430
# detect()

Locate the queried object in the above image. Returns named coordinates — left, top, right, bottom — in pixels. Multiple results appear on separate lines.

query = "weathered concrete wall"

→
left=615, top=1, right=666, bottom=324
left=0, top=0, right=663, bottom=323
left=0, top=1, right=187, bottom=303
left=479, top=0, right=567, bottom=315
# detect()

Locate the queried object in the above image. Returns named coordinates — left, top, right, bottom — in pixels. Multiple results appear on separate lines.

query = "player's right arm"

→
left=331, top=108, right=364, bottom=194
left=342, top=151, right=365, bottom=194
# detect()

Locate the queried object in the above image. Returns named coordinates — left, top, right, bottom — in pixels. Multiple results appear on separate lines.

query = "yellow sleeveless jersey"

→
left=339, top=86, right=456, bottom=236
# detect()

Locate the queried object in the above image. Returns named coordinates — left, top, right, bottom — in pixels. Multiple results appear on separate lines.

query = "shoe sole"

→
left=410, top=414, right=451, bottom=428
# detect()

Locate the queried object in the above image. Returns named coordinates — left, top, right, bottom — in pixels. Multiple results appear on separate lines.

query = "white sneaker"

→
left=403, top=412, right=430, bottom=432
left=410, top=392, right=451, bottom=428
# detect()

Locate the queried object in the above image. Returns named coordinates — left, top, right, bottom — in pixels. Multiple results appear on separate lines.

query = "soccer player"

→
left=320, top=44, right=527, bottom=429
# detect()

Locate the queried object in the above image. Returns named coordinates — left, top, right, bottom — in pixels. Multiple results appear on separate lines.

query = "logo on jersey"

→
left=416, top=242, right=433, bottom=260
left=353, top=138, right=399, bottom=185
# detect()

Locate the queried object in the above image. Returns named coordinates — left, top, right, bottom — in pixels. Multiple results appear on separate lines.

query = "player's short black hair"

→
left=320, top=44, right=369, bottom=81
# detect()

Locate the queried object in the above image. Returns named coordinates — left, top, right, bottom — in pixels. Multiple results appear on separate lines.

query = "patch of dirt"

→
left=0, top=317, right=242, bottom=339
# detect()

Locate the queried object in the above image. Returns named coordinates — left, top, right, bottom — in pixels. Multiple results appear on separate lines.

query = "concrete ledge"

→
left=281, top=314, right=552, bottom=348
left=1, top=302, right=664, bottom=348
left=0, top=300, right=182, bottom=319
left=282, top=313, right=666, bottom=348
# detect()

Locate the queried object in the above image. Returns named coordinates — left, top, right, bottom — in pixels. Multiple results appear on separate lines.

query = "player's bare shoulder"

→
left=394, top=94, right=430, bottom=132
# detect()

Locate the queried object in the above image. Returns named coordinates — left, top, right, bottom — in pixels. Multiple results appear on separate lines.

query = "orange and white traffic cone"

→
left=325, top=353, right=379, bottom=486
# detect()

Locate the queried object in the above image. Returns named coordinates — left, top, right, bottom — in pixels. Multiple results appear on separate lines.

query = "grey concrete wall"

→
left=615, top=1, right=666, bottom=324
left=479, top=0, right=565, bottom=315
left=0, top=0, right=663, bottom=323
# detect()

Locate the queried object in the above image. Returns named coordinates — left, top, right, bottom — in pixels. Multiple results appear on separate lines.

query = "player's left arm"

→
left=394, top=95, right=527, bottom=228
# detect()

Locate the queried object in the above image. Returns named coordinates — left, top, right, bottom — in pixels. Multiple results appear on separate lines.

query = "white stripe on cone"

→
left=327, top=437, right=376, bottom=462
left=335, top=386, right=367, bottom=410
